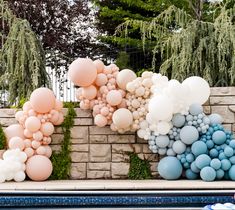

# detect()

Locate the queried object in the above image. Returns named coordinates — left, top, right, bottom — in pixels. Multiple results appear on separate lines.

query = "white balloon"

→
left=14, top=171, right=26, bottom=182
left=182, top=76, right=210, bottom=105
left=157, top=121, right=171, bottom=135
left=137, top=129, right=147, bottom=138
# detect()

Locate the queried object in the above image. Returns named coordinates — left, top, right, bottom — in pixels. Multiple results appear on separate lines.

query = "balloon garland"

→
left=69, top=57, right=235, bottom=182
left=1, top=88, right=63, bottom=182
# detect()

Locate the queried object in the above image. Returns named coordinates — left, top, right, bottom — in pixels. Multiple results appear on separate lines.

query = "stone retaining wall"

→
left=0, top=87, right=235, bottom=179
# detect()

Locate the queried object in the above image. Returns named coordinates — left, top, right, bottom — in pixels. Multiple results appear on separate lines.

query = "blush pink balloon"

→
left=112, top=108, right=133, bottom=129
left=68, top=58, right=97, bottom=87
left=4, top=124, right=24, bottom=141
left=95, top=73, right=108, bottom=86
left=31, top=140, right=41, bottom=149
left=15, top=111, right=24, bottom=121
left=26, top=155, right=53, bottom=181
left=93, top=59, right=105, bottom=73
left=94, top=114, right=107, bottom=127
left=33, top=131, right=43, bottom=141
left=25, top=116, right=41, bottom=132
left=49, top=110, right=60, bottom=124
left=117, top=99, right=127, bottom=108
left=54, top=99, right=63, bottom=111
left=30, top=88, right=56, bottom=114
left=106, top=90, right=122, bottom=106
left=116, top=69, right=137, bottom=90
left=24, top=139, right=32, bottom=148
left=44, top=146, right=52, bottom=158
left=28, top=109, right=37, bottom=116
left=23, top=101, right=32, bottom=112
left=24, top=147, right=34, bottom=158
left=82, top=85, right=97, bottom=100
left=24, top=129, right=33, bottom=138
left=40, top=122, right=54, bottom=136
left=53, top=113, right=64, bottom=125
left=100, top=107, right=109, bottom=116
left=42, top=137, right=51, bottom=145
left=36, top=146, right=47, bottom=156
left=9, top=137, right=25, bottom=150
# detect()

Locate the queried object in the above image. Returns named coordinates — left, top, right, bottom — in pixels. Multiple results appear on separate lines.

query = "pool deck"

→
left=0, top=180, right=235, bottom=191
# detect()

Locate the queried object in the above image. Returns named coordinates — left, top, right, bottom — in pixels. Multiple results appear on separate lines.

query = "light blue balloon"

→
left=203, top=117, right=210, bottom=125
left=200, top=166, right=216, bottom=181
left=228, top=165, right=235, bottom=180
left=224, top=146, right=234, bottom=158
left=209, top=148, right=219, bottom=158
left=218, top=152, right=226, bottom=160
left=172, top=114, right=186, bottom=128
left=189, top=103, right=203, bottom=115
left=166, top=148, right=176, bottom=156
left=229, top=156, right=235, bottom=164
left=216, top=169, right=224, bottom=180
left=155, top=135, right=170, bottom=148
left=186, top=153, right=194, bottom=163
left=185, top=169, right=198, bottom=180
left=191, top=141, right=207, bottom=157
left=221, top=159, right=231, bottom=171
left=158, top=157, right=183, bottom=180
left=210, top=158, right=221, bottom=170
left=158, top=148, right=167, bottom=155
left=208, top=114, right=223, bottom=125
left=195, top=154, right=211, bottom=169
left=172, top=140, right=186, bottom=154
left=186, top=115, right=193, bottom=121
left=229, top=140, right=235, bottom=149
left=212, top=130, right=226, bottom=145
left=180, top=126, right=199, bottom=145
left=191, top=161, right=200, bottom=173
left=206, top=140, right=214, bottom=149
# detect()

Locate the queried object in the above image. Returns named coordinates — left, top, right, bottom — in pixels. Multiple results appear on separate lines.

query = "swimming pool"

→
left=0, top=190, right=234, bottom=209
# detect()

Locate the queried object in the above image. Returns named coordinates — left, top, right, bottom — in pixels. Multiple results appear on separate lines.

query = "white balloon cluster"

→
left=0, top=149, right=27, bottom=183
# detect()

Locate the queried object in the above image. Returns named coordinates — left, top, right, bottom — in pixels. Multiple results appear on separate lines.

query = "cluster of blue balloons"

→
left=157, top=103, right=235, bottom=181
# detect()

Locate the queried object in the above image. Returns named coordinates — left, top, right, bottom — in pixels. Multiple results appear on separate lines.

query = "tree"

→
left=117, top=0, right=235, bottom=86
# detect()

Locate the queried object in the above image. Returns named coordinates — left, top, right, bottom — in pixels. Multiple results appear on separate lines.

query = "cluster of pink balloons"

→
left=69, top=58, right=136, bottom=128
left=3, top=87, right=64, bottom=182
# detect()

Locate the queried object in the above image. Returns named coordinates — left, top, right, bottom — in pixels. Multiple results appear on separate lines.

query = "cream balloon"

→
left=95, top=73, right=108, bottom=86
left=93, top=59, right=105, bottom=73
left=68, top=58, right=97, bottom=87
left=82, top=85, right=97, bottom=100
left=116, top=69, right=137, bottom=90
left=112, top=108, right=133, bottom=129
left=4, top=124, right=24, bottom=141
left=106, top=90, right=122, bottom=106
left=8, top=137, right=25, bottom=151
left=40, top=122, right=54, bottom=136
left=25, top=116, right=41, bottom=132
left=94, top=114, right=107, bottom=127
left=30, top=88, right=56, bottom=114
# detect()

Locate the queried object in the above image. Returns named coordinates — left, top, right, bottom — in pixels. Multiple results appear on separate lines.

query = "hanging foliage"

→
left=116, top=1, right=235, bottom=86
left=0, top=0, right=49, bottom=105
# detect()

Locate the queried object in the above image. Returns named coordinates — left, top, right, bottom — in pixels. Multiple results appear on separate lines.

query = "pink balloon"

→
left=24, top=147, right=34, bottom=158
left=49, top=110, right=60, bottom=124
left=26, top=155, right=53, bottom=181
left=42, top=137, right=51, bottom=145
left=4, top=124, right=24, bottom=141
left=25, top=116, right=41, bottom=132
left=54, top=99, right=63, bottom=111
left=28, top=109, right=37, bottom=116
left=68, top=58, right=97, bottom=87
left=30, top=88, right=56, bottom=114
left=82, top=85, right=97, bottom=100
left=24, top=139, right=32, bottom=148
left=15, top=111, right=24, bottom=121
left=36, top=146, right=47, bottom=156
left=9, top=137, right=25, bottom=150
left=106, top=90, right=122, bottom=106
left=40, top=122, right=54, bottom=136
left=112, top=108, right=133, bottom=129
left=53, top=113, right=64, bottom=125
left=117, top=99, right=127, bottom=108
left=33, top=131, right=43, bottom=141
left=44, top=146, right=52, bottom=158
left=116, top=69, right=137, bottom=90
left=24, top=129, right=33, bottom=138
left=31, top=140, right=41, bottom=149
left=95, top=73, right=108, bottom=86
left=93, top=59, right=105, bottom=73
left=23, top=101, right=32, bottom=112
left=100, top=107, right=109, bottom=116
left=94, top=114, right=107, bottom=127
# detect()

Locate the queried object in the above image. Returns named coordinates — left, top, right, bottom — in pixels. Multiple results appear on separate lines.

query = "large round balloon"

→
left=182, top=76, right=210, bottom=105
left=4, top=124, right=24, bottom=141
left=116, top=69, right=137, bottom=90
left=25, top=116, right=41, bottom=132
left=30, top=88, right=56, bottom=113
left=26, top=155, right=53, bottom=181
left=82, top=85, right=97, bottom=100
left=106, top=90, right=122, bottom=106
left=68, top=58, right=97, bottom=87
left=112, top=108, right=133, bottom=129
left=158, top=156, right=182, bottom=180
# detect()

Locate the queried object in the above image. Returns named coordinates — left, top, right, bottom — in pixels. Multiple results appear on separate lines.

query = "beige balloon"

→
left=116, top=69, right=137, bottom=90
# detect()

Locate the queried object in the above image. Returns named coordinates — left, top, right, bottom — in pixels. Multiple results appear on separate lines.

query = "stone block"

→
left=54, top=127, right=63, bottom=134
left=50, top=145, right=61, bottom=152
left=112, top=153, right=130, bottom=162
left=210, top=87, right=235, bottom=96
left=108, top=135, right=135, bottom=143
left=210, top=96, right=235, bottom=105
left=223, top=124, right=232, bottom=131
left=137, top=136, right=147, bottom=143
left=71, top=138, right=88, bottom=144
left=89, top=126, right=116, bottom=135
left=0, top=118, right=17, bottom=126
left=211, top=106, right=235, bottom=123
left=203, top=106, right=211, bottom=115
left=51, top=134, right=63, bottom=145
left=87, top=171, right=110, bottom=179
left=90, top=135, right=107, bottom=143
left=71, top=152, right=88, bottom=162
left=71, top=144, right=89, bottom=152
left=88, top=162, right=111, bottom=171
left=70, top=163, right=86, bottom=179
left=90, top=144, right=111, bottom=162
left=112, top=144, right=142, bottom=154
left=150, top=162, right=158, bottom=172
left=111, top=163, right=129, bottom=178
left=143, top=144, right=151, bottom=153
left=71, top=126, right=88, bottom=142
left=143, top=154, right=159, bottom=162
left=61, top=108, right=92, bottom=118
left=74, top=118, right=93, bottom=126
left=0, top=109, right=16, bottom=118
